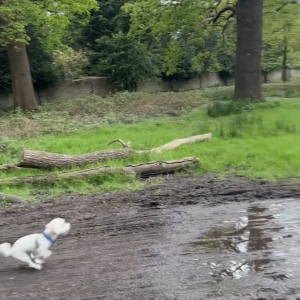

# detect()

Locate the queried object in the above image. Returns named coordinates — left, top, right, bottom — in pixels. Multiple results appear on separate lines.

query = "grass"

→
left=0, top=90, right=208, bottom=138
left=0, top=84, right=300, bottom=201
left=1, top=80, right=300, bottom=139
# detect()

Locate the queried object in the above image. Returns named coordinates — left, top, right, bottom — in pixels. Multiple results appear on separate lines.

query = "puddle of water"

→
left=163, top=198, right=300, bottom=299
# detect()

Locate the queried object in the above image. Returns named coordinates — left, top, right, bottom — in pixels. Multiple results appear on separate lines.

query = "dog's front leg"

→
left=33, top=258, right=45, bottom=264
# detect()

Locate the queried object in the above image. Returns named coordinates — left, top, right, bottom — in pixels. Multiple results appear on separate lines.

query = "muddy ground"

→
left=0, top=175, right=300, bottom=300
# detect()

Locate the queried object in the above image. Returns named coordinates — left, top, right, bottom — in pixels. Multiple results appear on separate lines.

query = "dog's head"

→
left=45, top=218, right=71, bottom=236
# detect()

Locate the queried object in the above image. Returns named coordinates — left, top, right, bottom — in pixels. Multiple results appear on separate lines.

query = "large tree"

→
left=124, top=0, right=300, bottom=101
left=211, top=0, right=264, bottom=101
left=124, top=0, right=264, bottom=101
left=0, top=0, right=97, bottom=110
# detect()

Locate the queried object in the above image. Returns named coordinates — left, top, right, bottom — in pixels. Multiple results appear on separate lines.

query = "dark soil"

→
left=0, top=175, right=300, bottom=300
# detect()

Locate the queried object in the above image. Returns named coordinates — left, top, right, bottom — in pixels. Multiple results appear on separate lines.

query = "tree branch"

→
left=222, top=12, right=234, bottom=34
left=0, top=48, right=7, bottom=54
left=211, top=6, right=237, bottom=24
left=203, top=6, right=237, bottom=24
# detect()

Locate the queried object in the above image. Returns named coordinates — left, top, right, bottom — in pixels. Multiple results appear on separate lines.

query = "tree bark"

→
left=233, top=0, right=265, bottom=101
left=7, top=42, right=38, bottom=110
left=0, top=157, right=199, bottom=185
left=18, top=148, right=133, bottom=169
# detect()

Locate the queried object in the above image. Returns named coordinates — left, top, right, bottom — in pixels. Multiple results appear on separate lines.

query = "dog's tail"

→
left=0, top=243, right=12, bottom=257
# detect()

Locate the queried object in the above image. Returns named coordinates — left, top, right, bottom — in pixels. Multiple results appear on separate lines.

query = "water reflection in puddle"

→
left=179, top=198, right=300, bottom=299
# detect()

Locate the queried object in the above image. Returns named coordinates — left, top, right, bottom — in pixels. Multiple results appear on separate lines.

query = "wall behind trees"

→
left=0, top=69, right=298, bottom=109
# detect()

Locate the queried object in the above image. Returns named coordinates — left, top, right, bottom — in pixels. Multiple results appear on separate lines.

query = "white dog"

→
left=0, top=218, right=71, bottom=270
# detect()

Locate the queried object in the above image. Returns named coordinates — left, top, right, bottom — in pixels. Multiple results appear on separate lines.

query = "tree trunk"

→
left=281, top=36, right=288, bottom=82
left=233, top=0, right=265, bottom=101
left=7, top=42, right=38, bottom=110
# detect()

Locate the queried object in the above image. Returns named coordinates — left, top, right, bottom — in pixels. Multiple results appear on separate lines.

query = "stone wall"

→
left=0, top=69, right=299, bottom=109
left=38, top=77, right=117, bottom=104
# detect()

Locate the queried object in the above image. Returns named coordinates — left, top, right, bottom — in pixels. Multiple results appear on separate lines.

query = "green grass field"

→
left=0, top=96, right=299, bottom=201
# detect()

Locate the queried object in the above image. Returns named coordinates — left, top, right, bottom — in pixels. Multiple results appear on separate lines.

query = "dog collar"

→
left=42, top=232, right=55, bottom=244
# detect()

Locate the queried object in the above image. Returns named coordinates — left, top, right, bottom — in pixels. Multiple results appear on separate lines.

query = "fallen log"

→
left=0, top=157, right=199, bottom=186
left=18, top=148, right=132, bottom=169
left=0, top=193, right=27, bottom=203
left=15, top=133, right=211, bottom=169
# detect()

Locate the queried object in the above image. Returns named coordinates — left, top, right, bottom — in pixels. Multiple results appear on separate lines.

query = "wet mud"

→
left=0, top=175, right=300, bottom=299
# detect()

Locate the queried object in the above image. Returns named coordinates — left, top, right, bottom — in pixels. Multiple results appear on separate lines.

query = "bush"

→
left=53, top=48, right=88, bottom=79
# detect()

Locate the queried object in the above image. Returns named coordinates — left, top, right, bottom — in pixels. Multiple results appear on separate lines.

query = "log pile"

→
left=0, top=157, right=199, bottom=186
left=0, top=133, right=212, bottom=202
left=15, top=133, right=211, bottom=169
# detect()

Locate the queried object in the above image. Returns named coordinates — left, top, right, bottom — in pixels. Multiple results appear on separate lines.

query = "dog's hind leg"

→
left=32, top=249, right=52, bottom=265
left=11, top=251, right=42, bottom=270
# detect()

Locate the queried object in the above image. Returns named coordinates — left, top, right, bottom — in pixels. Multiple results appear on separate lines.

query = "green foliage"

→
left=0, top=137, right=23, bottom=165
left=78, top=0, right=130, bottom=48
left=88, top=32, right=161, bottom=90
left=53, top=47, right=88, bottom=79
left=262, top=0, right=300, bottom=73
left=0, top=0, right=98, bottom=49
left=0, top=27, right=65, bottom=93
left=27, top=27, right=65, bottom=90
left=122, top=0, right=238, bottom=78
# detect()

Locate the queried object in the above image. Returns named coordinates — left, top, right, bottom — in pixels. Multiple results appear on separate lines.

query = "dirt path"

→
left=0, top=176, right=300, bottom=300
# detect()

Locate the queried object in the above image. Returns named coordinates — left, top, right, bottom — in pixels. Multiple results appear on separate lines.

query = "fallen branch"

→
left=14, top=133, right=211, bottom=169
left=0, top=193, right=27, bottom=203
left=0, top=164, right=21, bottom=171
left=144, top=133, right=212, bottom=154
left=0, top=157, right=199, bottom=186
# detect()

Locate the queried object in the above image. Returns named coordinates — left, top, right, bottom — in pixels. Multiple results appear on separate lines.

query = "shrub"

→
left=53, top=47, right=88, bottom=79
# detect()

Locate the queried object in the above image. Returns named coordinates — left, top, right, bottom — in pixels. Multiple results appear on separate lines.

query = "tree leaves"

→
left=0, top=0, right=98, bottom=48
